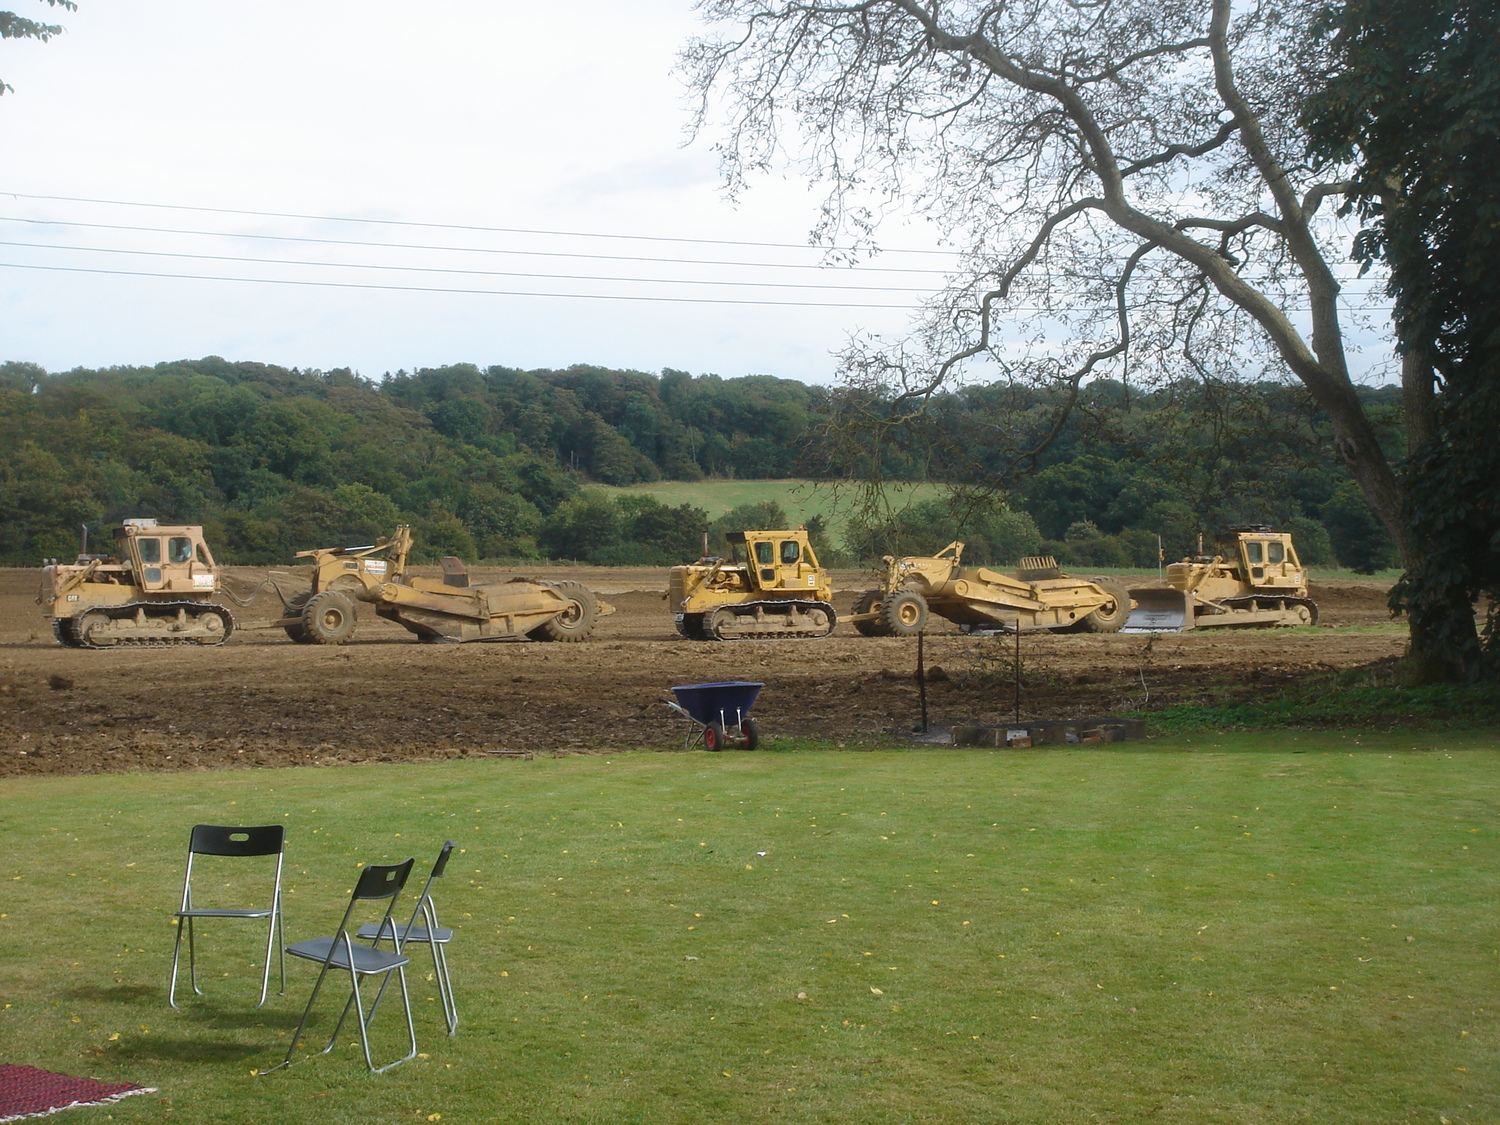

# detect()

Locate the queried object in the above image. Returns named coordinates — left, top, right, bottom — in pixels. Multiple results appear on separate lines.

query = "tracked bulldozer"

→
left=669, top=529, right=837, bottom=640
left=39, top=519, right=235, bottom=647
left=847, top=541, right=1132, bottom=636
left=277, top=525, right=612, bottom=644
left=1123, top=526, right=1316, bottom=632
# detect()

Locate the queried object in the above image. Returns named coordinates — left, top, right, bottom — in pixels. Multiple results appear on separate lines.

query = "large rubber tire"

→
left=301, top=590, right=357, bottom=645
left=283, top=590, right=315, bottom=643
left=530, top=581, right=598, bottom=642
left=851, top=588, right=889, bottom=636
left=739, top=717, right=760, bottom=751
left=704, top=722, right=726, bottom=752
left=1073, top=578, right=1132, bottom=634
left=878, top=589, right=929, bottom=637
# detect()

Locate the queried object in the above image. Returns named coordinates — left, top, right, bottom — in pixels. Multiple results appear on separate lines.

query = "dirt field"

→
left=0, top=566, right=1405, bottom=777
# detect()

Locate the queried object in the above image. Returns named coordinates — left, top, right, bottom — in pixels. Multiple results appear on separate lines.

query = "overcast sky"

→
left=0, top=1, right=953, bottom=384
left=0, top=1, right=1396, bottom=389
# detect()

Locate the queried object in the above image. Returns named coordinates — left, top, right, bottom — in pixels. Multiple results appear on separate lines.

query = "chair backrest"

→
left=427, top=840, right=455, bottom=885
left=189, top=824, right=285, bottom=857
left=353, top=859, right=415, bottom=902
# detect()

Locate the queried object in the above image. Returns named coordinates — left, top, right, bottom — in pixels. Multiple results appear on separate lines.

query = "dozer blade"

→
left=1121, top=588, right=1192, bottom=633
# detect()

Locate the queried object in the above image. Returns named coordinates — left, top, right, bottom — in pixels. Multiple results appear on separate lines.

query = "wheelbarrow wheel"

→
left=704, top=722, right=726, bottom=752
left=739, top=717, right=760, bottom=751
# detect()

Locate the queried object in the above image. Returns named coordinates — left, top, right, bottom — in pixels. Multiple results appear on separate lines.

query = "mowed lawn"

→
left=1, top=733, right=1496, bottom=1124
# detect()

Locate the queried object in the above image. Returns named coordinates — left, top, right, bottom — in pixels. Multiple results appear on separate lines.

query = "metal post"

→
left=1013, top=625, right=1022, bottom=726
left=916, top=629, right=928, bottom=733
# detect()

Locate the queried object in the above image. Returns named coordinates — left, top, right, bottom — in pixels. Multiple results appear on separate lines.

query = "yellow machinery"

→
left=39, top=519, right=234, bottom=647
left=278, top=525, right=612, bottom=644
left=1123, top=526, right=1316, bottom=632
left=847, top=542, right=1132, bottom=635
left=669, top=529, right=836, bottom=640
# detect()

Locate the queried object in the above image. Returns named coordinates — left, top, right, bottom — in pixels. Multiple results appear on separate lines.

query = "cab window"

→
left=137, top=538, right=161, bottom=564
left=1267, top=541, right=1285, bottom=564
left=780, top=540, right=800, bottom=565
left=755, top=541, right=774, bottom=565
left=1245, top=541, right=1263, bottom=564
left=168, top=536, right=193, bottom=564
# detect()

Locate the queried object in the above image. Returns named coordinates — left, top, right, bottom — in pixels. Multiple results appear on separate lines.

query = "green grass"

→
left=1137, top=671, right=1500, bottom=733
left=602, top=479, right=944, bottom=542
left=3, top=737, right=1498, bottom=1124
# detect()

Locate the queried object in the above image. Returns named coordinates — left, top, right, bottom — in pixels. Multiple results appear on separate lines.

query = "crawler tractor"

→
left=277, top=525, right=611, bottom=644
left=669, top=529, right=836, bottom=641
left=847, top=542, right=1132, bottom=636
left=40, top=520, right=234, bottom=647
left=1123, top=526, right=1316, bottom=632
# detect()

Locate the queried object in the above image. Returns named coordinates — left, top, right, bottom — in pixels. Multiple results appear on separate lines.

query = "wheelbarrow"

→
left=662, top=681, right=764, bottom=751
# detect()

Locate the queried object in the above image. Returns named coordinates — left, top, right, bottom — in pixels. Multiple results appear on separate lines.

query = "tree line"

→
left=0, top=356, right=1398, bottom=572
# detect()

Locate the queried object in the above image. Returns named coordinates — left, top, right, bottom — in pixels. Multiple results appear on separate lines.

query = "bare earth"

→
left=0, top=566, right=1404, bottom=777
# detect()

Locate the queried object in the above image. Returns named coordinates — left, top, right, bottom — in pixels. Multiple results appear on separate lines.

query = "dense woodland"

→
left=0, top=357, right=1401, bottom=571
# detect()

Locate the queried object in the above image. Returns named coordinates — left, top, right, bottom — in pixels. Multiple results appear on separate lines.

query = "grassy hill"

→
left=601, top=479, right=944, bottom=542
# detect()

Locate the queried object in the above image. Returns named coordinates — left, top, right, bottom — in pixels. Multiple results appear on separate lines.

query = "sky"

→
left=0, top=1, right=952, bottom=384
left=0, top=1, right=1396, bottom=389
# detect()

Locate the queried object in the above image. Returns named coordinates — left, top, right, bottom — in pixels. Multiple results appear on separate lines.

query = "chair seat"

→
left=355, top=922, right=454, bottom=944
left=178, top=907, right=275, bottom=919
left=287, top=936, right=409, bottom=975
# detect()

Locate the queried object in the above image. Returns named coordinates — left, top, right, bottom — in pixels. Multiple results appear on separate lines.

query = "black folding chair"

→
left=169, top=824, right=286, bottom=1009
left=358, top=840, right=458, bottom=1034
left=264, top=859, right=417, bottom=1074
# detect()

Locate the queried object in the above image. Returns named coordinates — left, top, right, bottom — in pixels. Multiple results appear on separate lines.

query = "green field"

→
left=602, top=479, right=944, bottom=541
left=2, top=734, right=1497, bottom=1123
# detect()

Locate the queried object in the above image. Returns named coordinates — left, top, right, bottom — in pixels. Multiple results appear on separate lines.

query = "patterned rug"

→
left=0, top=1066, right=154, bottom=1123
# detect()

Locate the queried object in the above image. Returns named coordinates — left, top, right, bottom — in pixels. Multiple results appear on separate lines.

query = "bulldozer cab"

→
left=114, top=520, right=217, bottom=594
left=1220, top=527, right=1303, bottom=590
left=728, top=530, right=822, bottom=594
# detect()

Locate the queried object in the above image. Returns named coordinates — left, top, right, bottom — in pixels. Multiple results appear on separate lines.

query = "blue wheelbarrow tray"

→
left=664, top=681, right=764, bottom=750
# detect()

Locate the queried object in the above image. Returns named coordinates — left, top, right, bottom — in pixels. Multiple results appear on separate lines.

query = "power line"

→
left=0, top=215, right=955, bottom=276
left=0, top=261, right=924, bottom=309
left=0, top=259, right=1394, bottom=313
left=0, top=189, right=963, bottom=258
left=0, top=240, right=940, bottom=294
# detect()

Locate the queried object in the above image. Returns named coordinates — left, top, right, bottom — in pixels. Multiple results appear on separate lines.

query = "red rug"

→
left=0, top=1066, right=154, bottom=1122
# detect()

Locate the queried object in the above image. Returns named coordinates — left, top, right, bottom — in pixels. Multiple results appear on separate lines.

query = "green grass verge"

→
left=3, top=737, right=1497, bottom=1124
left=1134, top=666, right=1500, bottom=735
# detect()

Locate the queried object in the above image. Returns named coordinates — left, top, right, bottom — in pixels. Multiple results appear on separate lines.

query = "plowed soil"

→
left=0, top=567, right=1404, bottom=777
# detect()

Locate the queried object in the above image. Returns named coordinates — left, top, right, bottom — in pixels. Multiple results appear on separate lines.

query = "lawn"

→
left=1, top=734, right=1496, bottom=1124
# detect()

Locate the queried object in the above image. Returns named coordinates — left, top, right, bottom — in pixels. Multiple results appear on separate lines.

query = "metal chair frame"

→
left=169, top=824, right=286, bottom=1009
left=359, top=840, right=458, bottom=1035
left=264, top=859, right=418, bottom=1074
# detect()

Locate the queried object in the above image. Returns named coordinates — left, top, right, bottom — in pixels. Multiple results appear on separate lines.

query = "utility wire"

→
left=0, top=259, right=1394, bottom=312
left=0, top=240, right=939, bottom=294
left=0, top=189, right=962, bottom=257
left=0, top=261, right=924, bottom=309
left=0, top=215, right=955, bottom=275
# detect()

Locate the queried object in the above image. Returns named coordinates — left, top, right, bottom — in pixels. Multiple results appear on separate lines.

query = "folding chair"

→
left=265, top=859, right=417, bottom=1074
left=359, top=840, right=458, bottom=1034
left=169, top=824, right=286, bottom=1009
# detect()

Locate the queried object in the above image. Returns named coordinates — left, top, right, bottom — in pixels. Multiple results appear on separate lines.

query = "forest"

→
left=0, top=357, right=1401, bottom=571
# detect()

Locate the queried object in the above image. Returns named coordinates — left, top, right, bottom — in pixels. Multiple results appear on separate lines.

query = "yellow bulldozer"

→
left=1123, top=526, right=1316, bottom=632
left=39, top=519, right=235, bottom=647
left=847, top=541, right=1132, bottom=636
left=276, top=525, right=612, bottom=644
left=669, top=528, right=837, bottom=640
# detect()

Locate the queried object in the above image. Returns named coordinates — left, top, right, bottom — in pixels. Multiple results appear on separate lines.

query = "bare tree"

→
left=683, top=0, right=1409, bottom=556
